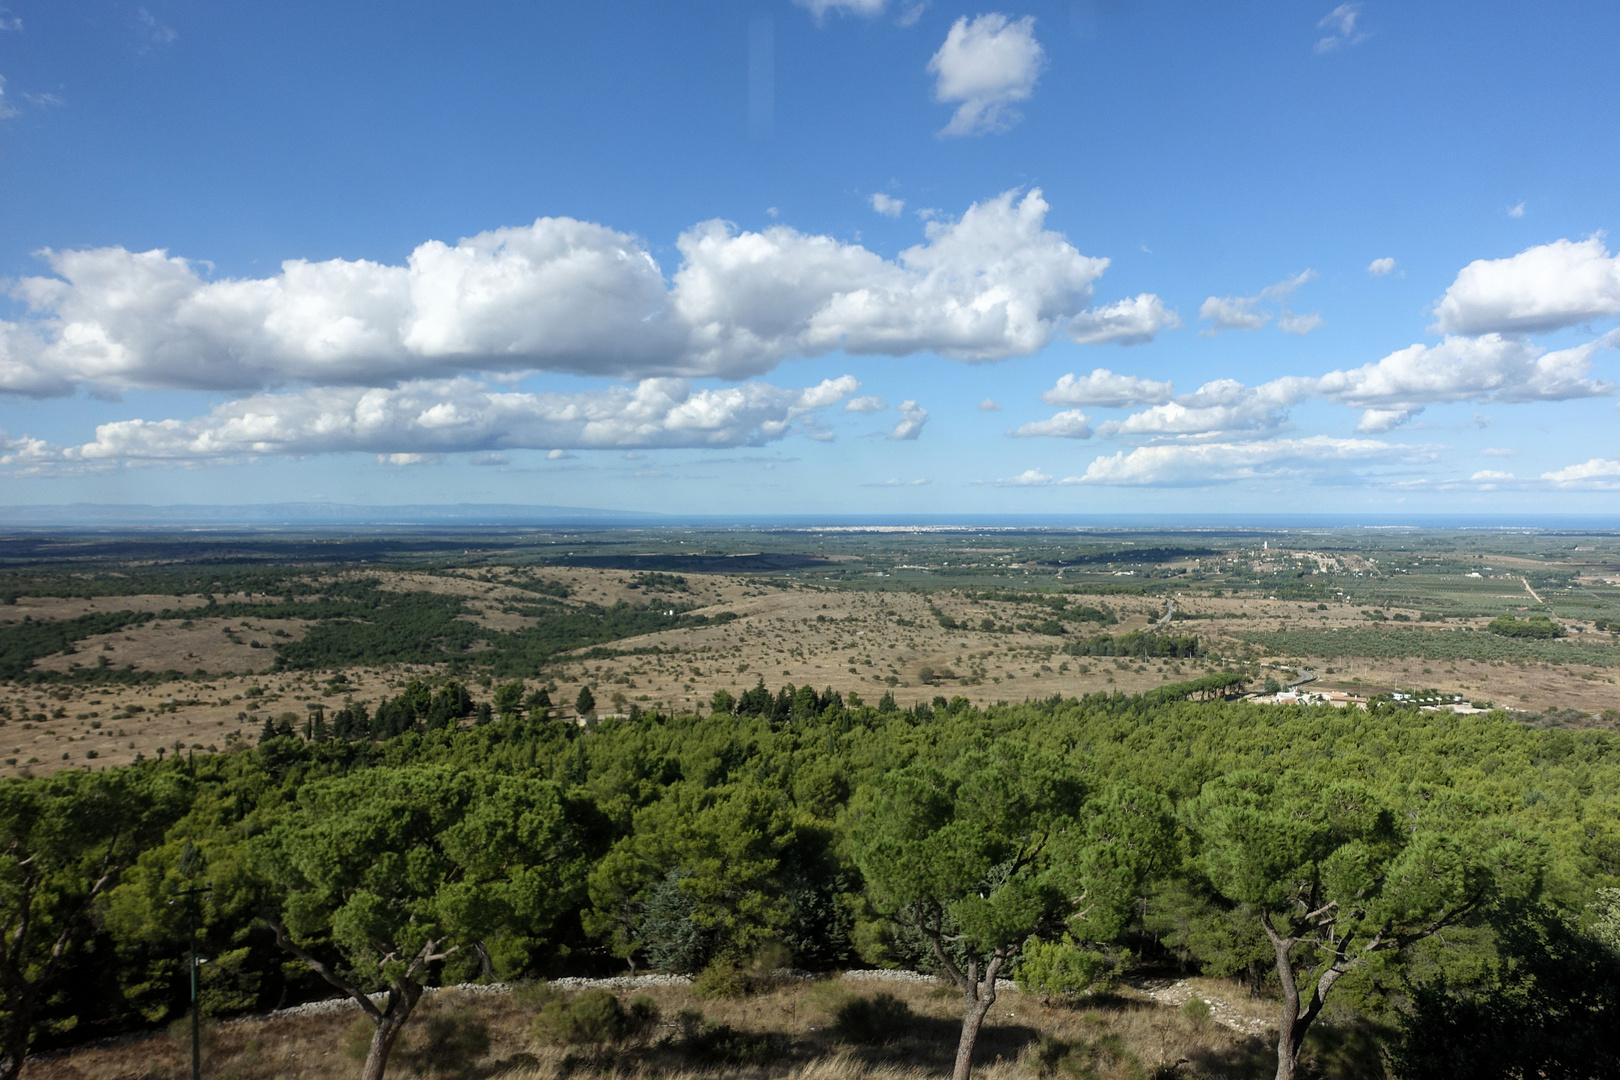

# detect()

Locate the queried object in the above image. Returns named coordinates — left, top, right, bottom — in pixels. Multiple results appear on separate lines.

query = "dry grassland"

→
left=21, top=976, right=1298, bottom=1080
left=4, top=568, right=1614, bottom=781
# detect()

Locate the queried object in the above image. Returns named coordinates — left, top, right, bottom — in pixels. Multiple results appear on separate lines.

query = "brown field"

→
left=3, top=567, right=1615, bottom=781
left=18, top=974, right=1331, bottom=1080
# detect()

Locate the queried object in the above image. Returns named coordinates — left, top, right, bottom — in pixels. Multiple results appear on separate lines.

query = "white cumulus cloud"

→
left=1541, top=458, right=1620, bottom=489
left=1199, top=295, right=1270, bottom=333
left=1099, top=377, right=1315, bottom=437
left=0, top=190, right=1112, bottom=398
left=1008, top=409, right=1091, bottom=439
left=0, top=431, right=60, bottom=474
left=1431, top=236, right=1620, bottom=336
left=1066, top=293, right=1181, bottom=345
left=978, top=398, right=1002, bottom=411
left=995, top=467, right=1082, bottom=487
left=1042, top=368, right=1173, bottom=408
left=889, top=399, right=929, bottom=440
left=845, top=395, right=888, bottom=412
left=928, top=14, right=1044, bottom=137
left=674, top=189, right=1107, bottom=369
left=1315, top=331, right=1617, bottom=431
left=1367, top=257, right=1396, bottom=277
left=870, top=193, right=906, bottom=218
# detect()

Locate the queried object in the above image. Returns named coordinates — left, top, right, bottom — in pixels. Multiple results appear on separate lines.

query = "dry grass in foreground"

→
left=19, top=974, right=1392, bottom=1080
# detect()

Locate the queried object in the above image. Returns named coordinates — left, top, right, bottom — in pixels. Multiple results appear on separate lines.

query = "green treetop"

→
left=250, top=765, right=585, bottom=1080
left=1188, top=770, right=1545, bottom=1080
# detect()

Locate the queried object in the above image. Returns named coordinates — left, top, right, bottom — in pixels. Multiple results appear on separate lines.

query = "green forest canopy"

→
left=0, top=687, right=1614, bottom=1076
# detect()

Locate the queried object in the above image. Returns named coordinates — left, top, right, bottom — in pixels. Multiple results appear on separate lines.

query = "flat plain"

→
left=3, top=525, right=1617, bottom=778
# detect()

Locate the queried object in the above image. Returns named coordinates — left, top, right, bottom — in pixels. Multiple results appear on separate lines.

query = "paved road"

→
left=1153, top=597, right=1176, bottom=630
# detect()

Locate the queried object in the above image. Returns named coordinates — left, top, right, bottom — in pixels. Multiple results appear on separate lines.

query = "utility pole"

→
left=169, top=877, right=211, bottom=1080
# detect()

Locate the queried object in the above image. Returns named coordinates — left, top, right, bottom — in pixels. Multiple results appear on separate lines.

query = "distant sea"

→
left=3, top=504, right=1620, bottom=532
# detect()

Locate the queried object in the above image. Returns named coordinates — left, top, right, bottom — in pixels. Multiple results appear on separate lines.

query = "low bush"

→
left=692, top=962, right=762, bottom=1000
left=531, top=988, right=658, bottom=1047
left=1016, top=938, right=1125, bottom=999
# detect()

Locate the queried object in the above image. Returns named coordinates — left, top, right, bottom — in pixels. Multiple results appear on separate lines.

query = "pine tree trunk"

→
left=1274, top=1020, right=1301, bottom=1080
left=948, top=951, right=1008, bottom=1080
left=1263, top=926, right=1303, bottom=1080
left=951, top=988, right=996, bottom=1080
left=0, top=1027, right=28, bottom=1080
left=359, top=1017, right=401, bottom=1080
left=359, top=991, right=417, bottom=1080
left=0, top=987, right=37, bottom=1080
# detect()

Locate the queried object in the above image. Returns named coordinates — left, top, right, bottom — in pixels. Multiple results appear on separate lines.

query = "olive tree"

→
left=848, top=743, right=1083, bottom=1080
left=1189, top=771, right=1543, bottom=1080
left=251, top=766, right=583, bottom=1080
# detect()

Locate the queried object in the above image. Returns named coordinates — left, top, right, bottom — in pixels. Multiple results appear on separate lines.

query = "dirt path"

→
left=1152, top=598, right=1176, bottom=630
left=1125, top=977, right=1274, bottom=1037
left=1521, top=577, right=1544, bottom=605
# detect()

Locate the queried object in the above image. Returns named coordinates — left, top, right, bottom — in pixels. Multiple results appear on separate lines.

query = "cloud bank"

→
left=0, top=375, right=862, bottom=473
left=1043, top=329, right=1616, bottom=440
left=1079, top=436, right=1418, bottom=487
left=1, top=190, right=1110, bottom=397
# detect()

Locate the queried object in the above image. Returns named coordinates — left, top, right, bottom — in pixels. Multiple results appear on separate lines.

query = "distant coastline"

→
left=3, top=503, right=1620, bottom=531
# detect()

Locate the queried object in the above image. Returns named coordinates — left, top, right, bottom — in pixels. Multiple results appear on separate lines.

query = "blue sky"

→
left=1, top=0, right=1618, bottom=514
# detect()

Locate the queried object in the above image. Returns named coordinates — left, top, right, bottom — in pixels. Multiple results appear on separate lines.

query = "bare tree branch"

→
left=266, top=919, right=384, bottom=1023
